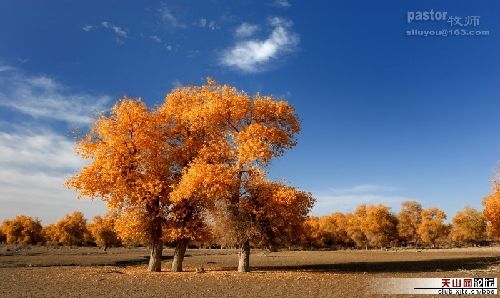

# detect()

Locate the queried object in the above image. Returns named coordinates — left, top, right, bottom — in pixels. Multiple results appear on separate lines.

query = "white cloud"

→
left=0, top=127, right=82, bottom=172
left=235, top=22, right=259, bottom=38
left=198, top=18, right=207, bottom=28
left=17, top=57, right=29, bottom=64
left=194, top=18, right=219, bottom=30
left=329, top=184, right=400, bottom=195
left=0, top=66, right=112, bottom=223
left=100, top=21, right=128, bottom=43
left=150, top=35, right=162, bottom=43
left=0, top=126, right=106, bottom=224
left=208, top=20, right=218, bottom=30
left=273, top=0, right=291, bottom=7
left=159, top=4, right=186, bottom=28
left=82, top=21, right=128, bottom=43
left=101, top=21, right=128, bottom=38
left=0, top=65, right=14, bottom=72
left=82, top=24, right=94, bottom=32
left=0, top=66, right=111, bottom=124
left=311, top=184, right=413, bottom=216
left=220, top=17, right=299, bottom=73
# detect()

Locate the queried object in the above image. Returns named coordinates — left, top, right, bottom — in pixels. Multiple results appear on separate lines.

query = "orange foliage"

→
left=361, top=205, right=398, bottom=248
left=315, top=213, right=350, bottom=247
left=88, top=215, right=121, bottom=250
left=113, top=208, right=151, bottom=246
left=66, top=98, right=173, bottom=270
left=345, top=204, right=397, bottom=249
left=346, top=206, right=368, bottom=249
left=0, top=215, right=43, bottom=245
left=162, top=80, right=309, bottom=251
left=300, top=216, right=322, bottom=248
left=43, top=211, right=92, bottom=246
left=417, top=207, right=448, bottom=247
left=483, top=183, right=500, bottom=238
left=450, top=206, right=486, bottom=244
left=397, top=201, right=422, bottom=246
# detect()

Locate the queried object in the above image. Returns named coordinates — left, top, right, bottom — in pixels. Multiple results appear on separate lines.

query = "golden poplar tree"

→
left=165, top=80, right=313, bottom=272
left=361, top=204, right=398, bottom=248
left=0, top=215, right=43, bottom=245
left=346, top=206, right=368, bottom=249
left=483, top=178, right=500, bottom=238
left=67, top=99, right=173, bottom=272
left=450, top=206, right=486, bottom=245
left=397, top=201, right=422, bottom=247
left=417, top=207, right=448, bottom=247
left=43, top=211, right=92, bottom=246
left=88, top=214, right=121, bottom=250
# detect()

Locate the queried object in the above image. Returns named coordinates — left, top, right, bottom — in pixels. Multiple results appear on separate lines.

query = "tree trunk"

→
left=147, top=214, right=163, bottom=272
left=171, top=238, right=189, bottom=272
left=148, top=238, right=162, bottom=272
left=238, top=240, right=250, bottom=272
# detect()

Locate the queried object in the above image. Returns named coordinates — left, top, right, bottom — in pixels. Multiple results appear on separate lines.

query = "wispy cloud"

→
left=0, top=65, right=14, bottom=72
left=101, top=21, right=128, bottom=38
left=220, top=17, right=299, bottom=73
left=82, top=21, right=128, bottom=43
left=273, top=0, right=291, bottom=8
left=0, top=66, right=112, bottom=223
left=329, top=184, right=400, bottom=195
left=150, top=35, right=162, bottom=43
left=0, top=66, right=111, bottom=124
left=235, top=22, right=259, bottom=38
left=311, top=184, right=412, bottom=216
left=194, top=18, right=219, bottom=30
left=82, top=24, right=94, bottom=32
left=17, top=57, right=29, bottom=64
left=159, top=4, right=186, bottom=28
left=0, top=125, right=106, bottom=223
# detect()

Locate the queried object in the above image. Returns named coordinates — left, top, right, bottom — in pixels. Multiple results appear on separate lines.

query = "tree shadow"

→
left=214, top=256, right=500, bottom=273
left=115, top=255, right=177, bottom=266
left=252, top=256, right=500, bottom=273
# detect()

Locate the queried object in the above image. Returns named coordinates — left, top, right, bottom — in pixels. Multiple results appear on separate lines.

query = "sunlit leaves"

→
left=0, top=215, right=43, bottom=245
left=417, top=208, right=448, bottom=246
left=43, top=211, right=93, bottom=246
left=88, top=214, right=121, bottom=249
left=483, top=183, right=500, bottom=238
left=396, top=201, right=422, bottom=245
left=449, top=206, right=486, bottom=244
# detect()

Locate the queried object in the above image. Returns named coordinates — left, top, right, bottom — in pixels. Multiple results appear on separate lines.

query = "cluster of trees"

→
left=0, top=211, right=101, bottom=246
left=301, top=201, right=492, bottom=249
left=1, top=199, right=497, bottom=252
left=65, top=80, right=315, bottom=272
left=0, top=212, right=119, bottom=249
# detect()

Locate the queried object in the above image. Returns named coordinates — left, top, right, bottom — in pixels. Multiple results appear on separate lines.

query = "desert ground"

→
left=1, top=246, right=499, bottom=297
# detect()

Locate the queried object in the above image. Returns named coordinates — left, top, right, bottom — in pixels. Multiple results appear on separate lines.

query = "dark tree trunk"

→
left=148, top=237, right=162, bottom=272
left=147, top=199, right=163, bottom=272
left=238, top=240, right=250, bottom=272
left=171, top=238, right=189, bottom=272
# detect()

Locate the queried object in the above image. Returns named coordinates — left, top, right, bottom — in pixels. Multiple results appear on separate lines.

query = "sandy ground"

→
left=0, top=246, right=499, bottom=297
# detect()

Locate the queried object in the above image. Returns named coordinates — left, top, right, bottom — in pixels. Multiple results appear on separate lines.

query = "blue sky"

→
left=0, top=0, right=499, bottom=224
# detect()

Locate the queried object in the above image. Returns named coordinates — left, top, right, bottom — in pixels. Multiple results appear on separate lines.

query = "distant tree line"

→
left=2, top=196, right=499, bottom=253
left=301, top=201, right=493, bottom=249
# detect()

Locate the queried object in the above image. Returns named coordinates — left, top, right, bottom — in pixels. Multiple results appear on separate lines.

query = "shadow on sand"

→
left=215, top=256, right=500, bottom=273
left=115, top=255, right=179, bottom=266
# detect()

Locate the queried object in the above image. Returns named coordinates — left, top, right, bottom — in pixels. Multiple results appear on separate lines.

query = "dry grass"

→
left=1, top=246, right=499, bottom=297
